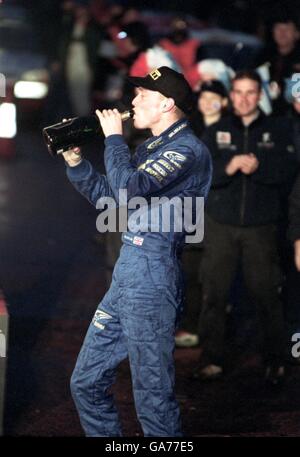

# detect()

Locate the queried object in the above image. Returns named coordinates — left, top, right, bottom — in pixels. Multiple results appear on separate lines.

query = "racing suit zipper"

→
left=240, top=126, right=248, bottom=225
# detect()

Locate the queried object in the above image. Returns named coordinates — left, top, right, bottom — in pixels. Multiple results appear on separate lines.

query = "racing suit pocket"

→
left=122, top=313, right=160, bottom=342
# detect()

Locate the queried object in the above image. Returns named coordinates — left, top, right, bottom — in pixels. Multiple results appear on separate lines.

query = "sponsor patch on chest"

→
left=216, top=131, right=231, bottom=145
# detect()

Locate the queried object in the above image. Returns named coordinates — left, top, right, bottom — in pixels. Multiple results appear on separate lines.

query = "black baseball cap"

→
left=127, top=66, right=194, bottom=114
left=199, top=80, right=227, bottom=98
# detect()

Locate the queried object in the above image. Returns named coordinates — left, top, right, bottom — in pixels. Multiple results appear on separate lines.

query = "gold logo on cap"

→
left=149, top=69, right=161, bottom=80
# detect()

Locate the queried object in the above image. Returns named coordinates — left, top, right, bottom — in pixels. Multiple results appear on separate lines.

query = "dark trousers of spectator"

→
left=180, top=245, right=203, bottom=334
left=198, top=215, right=285, bottom=367
left=284, top=254, right=300, bottom=351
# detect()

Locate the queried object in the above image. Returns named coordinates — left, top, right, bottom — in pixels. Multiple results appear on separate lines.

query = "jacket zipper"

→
left=240, top=126, right=248, bottom=224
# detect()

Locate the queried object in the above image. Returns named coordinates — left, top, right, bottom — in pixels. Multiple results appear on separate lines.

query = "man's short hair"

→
left=271, top=11, right=299, bottom=30
left=231, top=70, right=262, bottom=91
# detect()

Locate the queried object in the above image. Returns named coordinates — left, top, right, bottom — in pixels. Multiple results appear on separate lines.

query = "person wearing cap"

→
left=175, top=80, right=228, bottom=349
left=191, top=80, right=228, bottom=138
left=62, top=66, right=212, bottom=436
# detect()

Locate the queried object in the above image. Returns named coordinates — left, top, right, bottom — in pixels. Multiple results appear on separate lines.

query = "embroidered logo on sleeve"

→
left=138, top=159, right=154, bottom=170
left=147, top=137, right=163, bottom=150
left=162, top=151, right=186, bottom=168
left=152, top=162, right=168, bottom=177
left=145, top=167, right=164, bottom=181
left=92, top=309, right=112, bottom=330
left=157, top=158, right=175, bottom=172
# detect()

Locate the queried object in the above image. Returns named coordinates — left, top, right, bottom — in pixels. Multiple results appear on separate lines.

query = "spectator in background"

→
left=116, top=21, right=181, bottom=145
left=190, top=80, right=228, bottom=137
left=257, top=15, right=300, bottom=114
left=116, top=21, right=180, bottom=77
left=175, top=81, right=228, bottom=349
left=195, top=70, right=294, bottom=385
left=54, top=0, right=104, bottom=117
left=88, top=5, right=145, bottom=108
left=159, top=17, right=201, bottom=88
left=43, top=0, right=77, bottom=122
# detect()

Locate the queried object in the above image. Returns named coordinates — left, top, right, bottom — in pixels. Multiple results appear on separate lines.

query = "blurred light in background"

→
left=117, top=31, right=128, bottom=39
left=14, top=81, right=48, bottom=99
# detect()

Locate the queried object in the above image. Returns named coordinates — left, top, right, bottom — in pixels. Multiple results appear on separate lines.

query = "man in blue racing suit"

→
left=63, top=66, right=212, bottom=436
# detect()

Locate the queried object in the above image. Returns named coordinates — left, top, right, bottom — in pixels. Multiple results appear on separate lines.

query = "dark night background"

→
left=0, top=0, right=300, bottom=441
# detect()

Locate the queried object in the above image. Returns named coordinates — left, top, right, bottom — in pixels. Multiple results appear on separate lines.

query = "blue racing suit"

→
left=67, top=118, right=212, bottom=436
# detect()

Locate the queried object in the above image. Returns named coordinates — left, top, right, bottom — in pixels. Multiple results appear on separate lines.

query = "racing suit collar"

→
left=145, top=118, right=189, bottom=151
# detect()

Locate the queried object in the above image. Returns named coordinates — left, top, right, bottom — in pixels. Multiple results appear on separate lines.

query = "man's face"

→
left=273, top=22, right=299, bottom=48
left=230, top=78, right=261, bottom=117
left=132, top=87, right=166, bottom=129
left=198, top=91, right=224, bottom=117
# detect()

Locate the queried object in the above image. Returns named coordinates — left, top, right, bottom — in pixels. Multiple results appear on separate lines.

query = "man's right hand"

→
left=225, top=154, right=259, bottom=176
left=62, top=146, right=82, bottom=167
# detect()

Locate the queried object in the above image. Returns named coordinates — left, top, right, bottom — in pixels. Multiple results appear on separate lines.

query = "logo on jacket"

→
left=133, top=236, right=144, bottom=246
left=152, top=162, right=167, bottom=177
left=147, top=137, right=163, bottom=150
left=158, top=158, right=175, bottom=172
left=145, top=167, right=163, bottom=181
left=258, top=131, right=274, bottom=148
left=168, top=122, right=188, bottom=138
left=162, top=151, right=186, bottom=168
left=217, top=131, right=231, bottom=145
left=92, top=309, right=112, bottom=330
left=138, top=159, right=154, bottom=170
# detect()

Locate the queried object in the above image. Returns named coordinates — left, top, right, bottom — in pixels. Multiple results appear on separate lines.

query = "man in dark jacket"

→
left=197, top=70, right=295, bottom=384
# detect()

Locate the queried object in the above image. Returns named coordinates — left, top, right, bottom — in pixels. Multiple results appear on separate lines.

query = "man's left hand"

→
left=96, top=109, right=123, bottom=138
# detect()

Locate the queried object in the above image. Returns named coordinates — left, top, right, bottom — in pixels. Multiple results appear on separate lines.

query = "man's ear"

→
left=222, top=98, right=228, bottom=108
left=162, top=98, right=175, bottom=112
